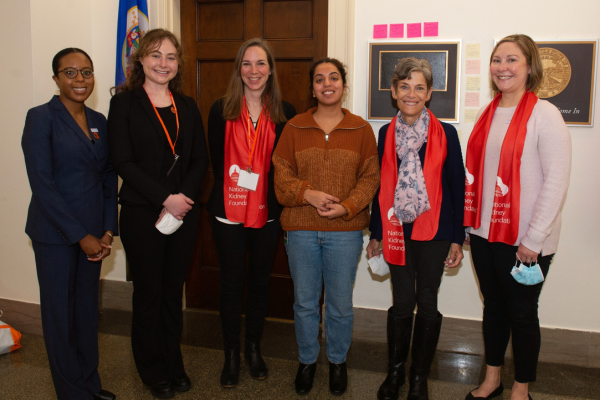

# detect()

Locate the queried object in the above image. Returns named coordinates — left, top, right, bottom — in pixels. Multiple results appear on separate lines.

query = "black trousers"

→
left=210, top=217, right=281, bottom=349
left=470, top=234, right=553, bottom=383
left=390, top=238, right=451, bottom=320
left=120, top=204, right=199, bottom=385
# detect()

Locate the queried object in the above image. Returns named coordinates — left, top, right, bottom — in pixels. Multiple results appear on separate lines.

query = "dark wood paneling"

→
left=197, top=2, right=245, bottom=41
left=264, top=1, right=313, bottom=39
left=182, top=0, right=328, bottom=320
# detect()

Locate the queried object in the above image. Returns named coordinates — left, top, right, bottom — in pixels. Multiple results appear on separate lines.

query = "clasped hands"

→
left=80, top=232, right=113, bottom=262
left=303, top=189, right=347, bottom=219
left=163, top=193, right=194, bottom=220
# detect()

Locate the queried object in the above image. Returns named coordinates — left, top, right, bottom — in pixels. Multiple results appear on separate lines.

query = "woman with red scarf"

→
left=464, top=35, right=571, bottom=400
left=206, top=38, right=296, bottom=388
left=367, top=58, right=465, bottom=400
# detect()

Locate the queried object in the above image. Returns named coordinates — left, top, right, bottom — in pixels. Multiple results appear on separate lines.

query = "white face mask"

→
left=155, top=208, right=184, bottom=235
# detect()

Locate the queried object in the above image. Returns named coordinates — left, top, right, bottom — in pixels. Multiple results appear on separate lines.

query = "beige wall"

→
left=350, top=0, right=600, bottom=332
left=2, top=0, right=599, bottom=333
left=0, top=0, right=178, bottom=303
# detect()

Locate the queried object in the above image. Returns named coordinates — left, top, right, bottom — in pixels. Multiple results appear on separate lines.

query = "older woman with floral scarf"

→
left=367, top=58, right=465, bottom=400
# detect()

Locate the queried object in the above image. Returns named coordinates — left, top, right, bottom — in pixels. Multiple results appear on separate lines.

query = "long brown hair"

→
left=112, top=29, right=184, bottom=94
left=222, top=38, right=286, bottom=123
left=490, top=34, right=544, bottom=96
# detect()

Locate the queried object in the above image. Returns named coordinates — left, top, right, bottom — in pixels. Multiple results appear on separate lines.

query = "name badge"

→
left=237, top=170, right=259, bottom=191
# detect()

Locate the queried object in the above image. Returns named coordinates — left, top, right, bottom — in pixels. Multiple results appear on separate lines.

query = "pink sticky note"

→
left=407, top=23, right=421, bottom=38
left=466, top=59, right=481, bottom=74
left=373, top=24, right=388, bottom=39
left=390, top=24, right=404, bottom=38
left=424, top=22, right=438, bottom=37
left=465, top=92, right=480, bottom=107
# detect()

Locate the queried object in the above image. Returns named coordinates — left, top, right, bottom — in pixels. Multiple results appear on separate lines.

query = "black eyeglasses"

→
left=59, top=67, right=94, bottom=79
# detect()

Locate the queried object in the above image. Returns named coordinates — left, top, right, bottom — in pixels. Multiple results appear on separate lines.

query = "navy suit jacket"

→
left=22, top=96, right=119, bottom=245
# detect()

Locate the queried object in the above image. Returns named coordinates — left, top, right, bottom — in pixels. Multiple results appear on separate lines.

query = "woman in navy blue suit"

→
left=22, top=48, right=118, bottom=400
left=108, top=29, right=209, bottom=399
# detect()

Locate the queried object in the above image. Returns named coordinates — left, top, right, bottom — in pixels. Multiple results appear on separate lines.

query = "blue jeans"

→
left=285, top=230, right=364, bottom=364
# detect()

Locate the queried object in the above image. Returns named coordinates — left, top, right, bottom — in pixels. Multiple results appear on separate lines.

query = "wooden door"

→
left=181, top=0, right=328, bottom=320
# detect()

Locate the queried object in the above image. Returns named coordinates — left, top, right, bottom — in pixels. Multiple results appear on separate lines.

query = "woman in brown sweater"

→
left=273, top=58, right=380, bottom=396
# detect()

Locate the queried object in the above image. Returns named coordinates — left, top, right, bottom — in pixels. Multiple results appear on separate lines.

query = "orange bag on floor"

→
left=0, top=312, right=22, bottom=355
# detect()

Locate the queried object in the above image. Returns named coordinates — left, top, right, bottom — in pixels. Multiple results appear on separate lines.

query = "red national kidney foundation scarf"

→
left=223, top=98, right=276, bottom=228
left=464, top=91, right=538, bottom=244
left=380, top=109, right=447, bottom=265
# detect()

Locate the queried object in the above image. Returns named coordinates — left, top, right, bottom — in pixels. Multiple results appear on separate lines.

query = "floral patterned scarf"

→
left=394, top=108, right=430, bottom=223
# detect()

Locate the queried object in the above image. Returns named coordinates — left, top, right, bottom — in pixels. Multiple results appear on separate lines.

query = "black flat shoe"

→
left=295, top=362, right=317, bottom=395
left=148, top=381, right=175, bottom=399
left=171, top=372, right=192, bottom=392
left=329, top=361, right=348, bottom=396
left=220, top=347, right=240, bottom=388
left=93, top=389, right=116, bottom=400
left=464, top=382, right=503, bottom=399
left=245, top=339, right=268, bottom=379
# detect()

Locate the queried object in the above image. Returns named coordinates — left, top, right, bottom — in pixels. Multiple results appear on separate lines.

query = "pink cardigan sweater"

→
left=467, top=99, right=571, bottom=255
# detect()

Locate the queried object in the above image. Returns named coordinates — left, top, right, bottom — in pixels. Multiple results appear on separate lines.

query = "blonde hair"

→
left=490, top=34, right=543, bottom=96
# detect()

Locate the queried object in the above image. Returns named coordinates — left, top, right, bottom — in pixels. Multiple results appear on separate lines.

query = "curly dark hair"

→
left=307, top=58, right=348, bottom=109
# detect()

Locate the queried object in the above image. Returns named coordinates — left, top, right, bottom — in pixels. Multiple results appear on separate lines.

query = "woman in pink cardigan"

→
left=463, top=34, right=571, bottom=400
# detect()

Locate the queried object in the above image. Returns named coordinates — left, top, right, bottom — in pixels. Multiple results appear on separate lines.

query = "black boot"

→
left=295, top=362, right=317, bottom=395
left=220, top=347, right=240, bottom=388
left=377, top=308, right=413, bottom=400
left=329, top=361, right=348, bottom=396
left=244, top=339, right=268, bottom=379
left=407, top=313, right=442, bottom=400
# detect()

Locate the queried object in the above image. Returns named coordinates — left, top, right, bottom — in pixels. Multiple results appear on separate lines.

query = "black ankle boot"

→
left=407, top=313, right=442, bottom=400
left=295, top=362, right=317, bottom=395
left=244, top=339, right=268, bottom=379
left=329, top=361, right=348, bottom=396
left=377, top=308, right=413, bottom=400
left=220, top=347, right=240, bottom=388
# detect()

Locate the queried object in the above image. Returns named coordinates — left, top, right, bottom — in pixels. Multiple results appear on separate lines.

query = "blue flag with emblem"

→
left=115, top=0, right=149, bottom=86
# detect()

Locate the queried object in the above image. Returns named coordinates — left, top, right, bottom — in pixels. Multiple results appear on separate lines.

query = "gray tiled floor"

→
left=1, top=308, right=599, bottom=399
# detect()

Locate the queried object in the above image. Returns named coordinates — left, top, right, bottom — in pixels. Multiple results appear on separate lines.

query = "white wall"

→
left=0, top=0, right=178, bottom=303
left=2, top=0, right=599, bottom=333
left=350, top=0, right=600, bottom=332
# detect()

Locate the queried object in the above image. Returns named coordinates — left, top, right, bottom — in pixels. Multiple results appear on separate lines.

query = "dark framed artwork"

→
left=534, top=40, right=597, bottom=126
left=367, top=41, right=461, bottom=123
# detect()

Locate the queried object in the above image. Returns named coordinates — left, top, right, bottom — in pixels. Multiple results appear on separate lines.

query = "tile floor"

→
left=0, top=308, right=598, bottom=399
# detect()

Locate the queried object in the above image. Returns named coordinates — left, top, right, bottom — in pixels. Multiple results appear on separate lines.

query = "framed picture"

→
left=367, top=41, right=461, bottom=123
left=534, top=40, right=597, bottom=126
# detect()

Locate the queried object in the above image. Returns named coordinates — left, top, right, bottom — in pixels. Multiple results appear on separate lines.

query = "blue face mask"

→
left=511, top=255, right=545, bottom=286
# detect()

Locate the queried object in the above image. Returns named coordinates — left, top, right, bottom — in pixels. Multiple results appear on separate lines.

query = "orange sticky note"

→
left=466, top=59, right=481, bottom=74
left=407, top=23, right=421, bottom=38
left=390, top=24, right=404, bottom=38
left=373, top=24, right=388, bottom=39
left=424, top=22, right=438, bottom=37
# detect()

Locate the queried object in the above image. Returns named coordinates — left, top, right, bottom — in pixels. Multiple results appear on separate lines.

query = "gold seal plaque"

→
left=538, top=47, right=571, bottom=98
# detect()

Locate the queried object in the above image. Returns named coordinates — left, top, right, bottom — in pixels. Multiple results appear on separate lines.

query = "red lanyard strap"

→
left=147, top=90, right=180, bottom=155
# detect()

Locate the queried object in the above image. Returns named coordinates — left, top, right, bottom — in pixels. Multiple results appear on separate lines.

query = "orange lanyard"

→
left=245, top=109, right=262, bottom=172
left=147, top=91, right=179, bottom=155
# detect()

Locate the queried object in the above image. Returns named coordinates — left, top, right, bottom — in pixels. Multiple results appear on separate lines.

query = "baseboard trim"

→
left=2, top=290, right=599, bottom=368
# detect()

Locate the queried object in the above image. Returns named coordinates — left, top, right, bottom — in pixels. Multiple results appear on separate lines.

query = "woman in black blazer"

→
left=206, top=38, right=296, bottom=387
left=22, top=48, right=117, bottom=400
left=107, top=29, right=208, bottom=399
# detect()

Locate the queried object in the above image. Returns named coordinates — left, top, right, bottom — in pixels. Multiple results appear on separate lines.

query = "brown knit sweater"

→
left=273, top=108, right=380, bottom=231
